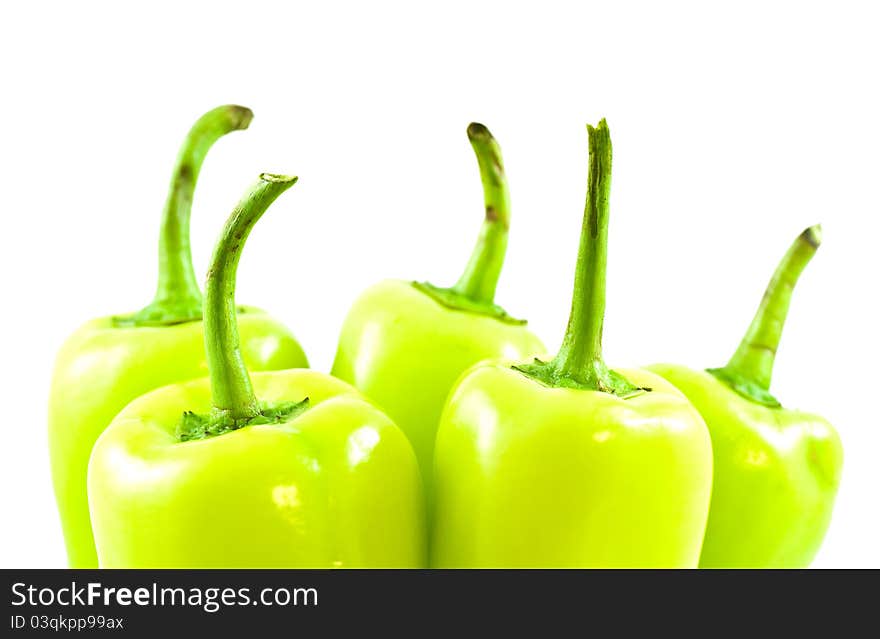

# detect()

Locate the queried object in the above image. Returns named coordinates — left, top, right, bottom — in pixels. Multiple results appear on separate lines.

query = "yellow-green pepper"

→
left=49, top=106, right=308, bottom=568
left=431, top=120, right=713, bottom=567
left=648, top=226, right=843, bottom=568
left=88, top=174, right=424, bottom=567
left=332, top=124, right=544, bottom=496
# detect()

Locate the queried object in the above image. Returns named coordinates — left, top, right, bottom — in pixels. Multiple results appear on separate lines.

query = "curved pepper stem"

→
left=712, top=225, right=822, bottom=396
left=122, top=105, right=254, bottom=326
left=204, top=174, right=298, bottom=420
left=451, top=123, right=511, bottom=304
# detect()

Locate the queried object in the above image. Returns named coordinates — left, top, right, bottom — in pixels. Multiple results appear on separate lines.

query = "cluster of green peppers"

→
left=49, top=107, right=842, bottom=568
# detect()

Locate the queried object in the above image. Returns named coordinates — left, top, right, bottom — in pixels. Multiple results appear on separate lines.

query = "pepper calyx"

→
left=706, top=367, right=782, bottom=408
left=412, top=281, right=527, bottom=325
left=114, top=305, right=254, bottom=328
left=176, top=398, right=310, bottom=442
left=113, top=298, right=204, bottom=327
left=513, top=357, right=649, bottom=398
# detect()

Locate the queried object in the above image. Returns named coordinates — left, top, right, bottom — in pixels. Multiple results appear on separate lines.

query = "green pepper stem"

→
left=718, top=225, right=822, bottom=391
left=204, top=174, right=298, bottom=419
left=451, top=123, right=511, bottom=304
left=125, top=105, right=253, bottom=326
left=549, top=120, right=639, bottom=395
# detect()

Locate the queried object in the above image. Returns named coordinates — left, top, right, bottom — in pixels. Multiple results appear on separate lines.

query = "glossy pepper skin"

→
left=88, top=174, right=424, bottom=567
left=648, top=226, right=842, bottom=568
left=48, top=107, right=308, bottom=568
left=332, top=124, right=544, bottom=489
left=432, top=121, right=713, bottom=568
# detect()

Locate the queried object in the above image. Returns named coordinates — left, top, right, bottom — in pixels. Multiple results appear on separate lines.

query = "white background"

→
left=0, top=1, right=877, bottom=568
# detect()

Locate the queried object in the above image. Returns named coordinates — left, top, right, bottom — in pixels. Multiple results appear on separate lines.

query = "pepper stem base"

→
left=513, top=357, right=647, bottom=397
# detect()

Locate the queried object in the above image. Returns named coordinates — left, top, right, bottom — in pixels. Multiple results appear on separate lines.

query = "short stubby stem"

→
left=204, top=174, right=298, bottom=420
left=120, top=105, right=254, bottom=327
left=712, top=225, right=822, bottom=395
left=451, top=123, right=511, bottom=304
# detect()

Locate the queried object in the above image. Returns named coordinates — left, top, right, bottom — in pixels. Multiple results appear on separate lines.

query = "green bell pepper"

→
left=431, top=120, right=713, bottom=568
left=88, top=174, right=424, bottom=567
left=332, top=123, right=545, bottom=492
left=48, top=106, right=308, bottom=568
left=648, top=226, right=843, bottom=568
